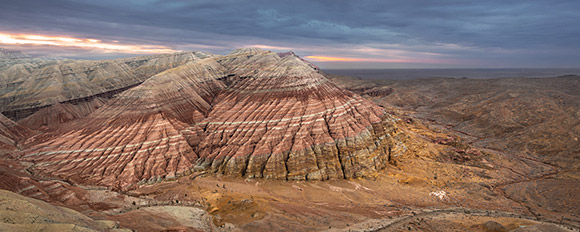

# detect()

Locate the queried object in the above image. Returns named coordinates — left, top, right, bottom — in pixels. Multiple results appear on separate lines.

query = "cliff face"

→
left=16, top=48, right=401, bottom=190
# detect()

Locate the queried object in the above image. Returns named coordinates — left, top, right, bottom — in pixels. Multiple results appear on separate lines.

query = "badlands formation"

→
left=0, top=51, right=210, bottom=127
left=7, top=48, right=398, bottom=191
left=0, top=48, right=578, bottom=231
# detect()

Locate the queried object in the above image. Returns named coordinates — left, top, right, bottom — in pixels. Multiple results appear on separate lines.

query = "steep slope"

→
left=22, top=58, right=227, bottom=190
left=0, top=51, right=212, bottom=127
left=17, top=97, right=107, bottom=130
left=0, top=113, right=32, bottom=152
left=188, top=49, right=394, bottom=180
left=0, top=158, right=89, bottom=206
left=21, top=48, right=399, bottom=189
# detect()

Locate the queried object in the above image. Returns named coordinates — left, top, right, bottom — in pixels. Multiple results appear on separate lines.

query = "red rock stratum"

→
left=0, top=113, right=31, bottom=151
left=16, top=48, right=399, bottom=190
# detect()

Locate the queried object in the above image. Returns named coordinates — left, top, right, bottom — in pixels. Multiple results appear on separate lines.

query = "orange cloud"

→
left=0, top=32, right=178, bottom=54
left=305, top=55, right=412, bottom=63
left=305, top=55, right=452, bottom=64
left=305, top=56, right=363, bottom=62
left=248, top=44, right=292, bottom=50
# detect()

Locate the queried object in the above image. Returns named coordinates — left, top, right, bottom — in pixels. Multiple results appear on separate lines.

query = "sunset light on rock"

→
left=0, top=1, right=579, bottom=231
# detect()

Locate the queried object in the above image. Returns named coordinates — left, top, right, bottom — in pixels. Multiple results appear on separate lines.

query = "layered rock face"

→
left=189, top=49, right=392, bottom=181
left=19, top=48, right=397, bottom=190
left=0, top=158, right=88, bottom=205
left=22, top=59, right=227, bottom=190
left=0, top=52, right=211, bottom=127
left=0, top=113, right=32, bottom=151
left=17, top=97, right=107, bottom=130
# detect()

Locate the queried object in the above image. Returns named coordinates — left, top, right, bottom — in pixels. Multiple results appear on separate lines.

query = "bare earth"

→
left=1, top=50, right=579, bottom=231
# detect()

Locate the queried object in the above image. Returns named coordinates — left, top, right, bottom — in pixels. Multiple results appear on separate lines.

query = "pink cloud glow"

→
left=305, top=55, right=453, bottom=64
left=0, top=32, right=178, bottom=54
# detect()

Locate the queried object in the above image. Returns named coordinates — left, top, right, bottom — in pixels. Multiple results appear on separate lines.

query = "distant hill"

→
left=0, top=48, right=30, bottom=59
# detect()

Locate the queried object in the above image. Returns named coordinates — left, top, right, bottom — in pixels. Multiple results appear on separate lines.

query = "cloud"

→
left=0, top=0, right=579, bottom=67
left=247, top=44, right=293, bottom=51
left=305, top=55, right=458, bottom=65
left=0, top=32, right=178, bottom=54
left=305, top=56, right=363, bottom=62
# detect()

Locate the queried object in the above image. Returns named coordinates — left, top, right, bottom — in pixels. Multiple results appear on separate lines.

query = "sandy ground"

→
left=2, top=75, right=580, bottom=231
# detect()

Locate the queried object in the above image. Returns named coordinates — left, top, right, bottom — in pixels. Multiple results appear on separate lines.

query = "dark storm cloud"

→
left=1, top=0, right=579, bottom=67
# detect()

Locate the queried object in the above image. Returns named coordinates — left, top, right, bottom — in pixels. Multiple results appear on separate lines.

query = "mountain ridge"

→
left=7, top=48, right=403, bottom=190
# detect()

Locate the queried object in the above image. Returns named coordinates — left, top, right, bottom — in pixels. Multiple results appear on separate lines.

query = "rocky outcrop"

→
left=0, top=159, right=89, bottom=205
left=18, top=98, right=107, bottom=130
left=21, top=58, right=227, bottom=190
left=0, top=113, right=32, bottom=151
left=189, top=49, right=394, bottom=181
left=19, top=48, right=400, bottom=190
left=0, top=51, right=212, bottom=123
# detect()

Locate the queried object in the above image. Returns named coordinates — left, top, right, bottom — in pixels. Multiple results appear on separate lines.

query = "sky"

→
left=1, top=0, right=579, bottom=69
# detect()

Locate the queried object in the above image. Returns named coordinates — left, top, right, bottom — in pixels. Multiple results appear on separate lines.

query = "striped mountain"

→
left=14, top=48, right=403, bottom=190
left=0, top=51, right=212, bottom=129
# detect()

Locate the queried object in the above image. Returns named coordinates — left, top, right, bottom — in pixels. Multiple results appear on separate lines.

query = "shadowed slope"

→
left=22, top=59, right=227, bottom=190
left=0, top=113, right=32, bottom=152
left=20, top=48, right=400, bottom=189
left=189, top=49, right=395, bottom=180
left=0, top=52, right=212, bottom=127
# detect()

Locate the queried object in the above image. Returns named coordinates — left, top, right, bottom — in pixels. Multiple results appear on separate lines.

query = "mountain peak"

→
left=13, top=49, right=397, bottom=190
left=276, top=51, right=297, bottom=58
